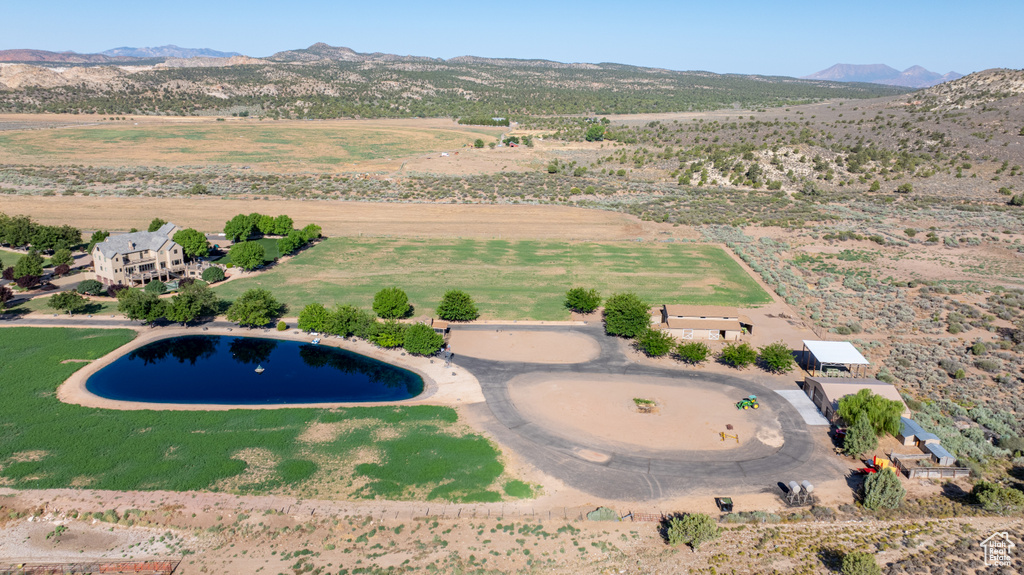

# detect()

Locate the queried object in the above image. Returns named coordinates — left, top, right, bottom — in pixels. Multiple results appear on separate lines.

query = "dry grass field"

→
left=0, top=195, right=683, bottom=240
left=0, top=115, right=506, bottom=172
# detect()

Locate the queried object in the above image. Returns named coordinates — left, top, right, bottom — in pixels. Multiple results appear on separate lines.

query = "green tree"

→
left=564, top=287, right=601, bottom=313
left=298, top=303, right=331, bottom=333
left=226, top=288, right=282, bottom=327
left=758, top=341, right=795, bottom=373
left=437, top=290, right=479, bottom=321
left=403, top=323, right=445, bottom=355
left=50, top=248, right=73, bottom=268
left=676, top=341, right=711, bottom=364
left=230, top=241, right=266, bottom=271
left=273, top=215, right=294, bottom=236
left=164, top=281, right=219, bottom=325
left=972, top=481, right=1024, bottom=513
left=147, top=218, right=167, bottom=232
left=869, top=180, right=881, bottom=192
left=144, top=279, right=166, bottom=295
left=300, top=223, right=322, bottom=242
left=201, top=266, right=225, bottom=283
left=373, top=287, right=411, bottom=319
left=474, top=138, right=485, bottom=148
left=48, top=291, right=88, bottom=316
left=862, top=468, right=905, bottom=510
left=636, top=328, right=675, bottom=357
left=1010, top=194, right=1024, bottom=207
left=13, top=250, right=44, bottom=279
left=277, top=230, right=305, bottom=256
left=87, top=230, right=109, bottom=253
left=117, top=288, right=165, bottom=324
left=172, top=228, right=210, bottom=258
left=841, top=551, right=881, bottom=575
left=585, top=124, right=606, bottom=142
left=602, top=292, right=650, bottom=337
left=843, top=412, right=878, bottom=459
left=368, top=319, right=407, bottom=348
left=664, top=513, right=719, bottom=550
left=327, top=304, right=375, bottom=337
left=719, top=342, right=757, bottom=368
left=256, top=214, right=276, bottom=236
left=76, top=279, right=105, bottom=295
left=896, top=182, right=913, bottom=194
left=224, top=214, right=256, bottom=242
left=837, top=389, right=903, bottom=436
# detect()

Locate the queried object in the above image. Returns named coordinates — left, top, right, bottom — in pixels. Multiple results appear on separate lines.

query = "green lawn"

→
left=0, top=327, right=510, bottom=501
left=215, top=238, right=772, bottom=319
left=0, top=248, right=53, bottom=271
left=212, top=237, right=281, bottom=265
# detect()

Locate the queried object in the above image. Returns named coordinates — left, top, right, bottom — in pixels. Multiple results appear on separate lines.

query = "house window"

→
left=160, top=262, right=167, bottom=269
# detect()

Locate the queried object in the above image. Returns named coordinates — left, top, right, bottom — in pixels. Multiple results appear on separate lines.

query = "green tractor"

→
left=736, top=395, right=759, bottom=410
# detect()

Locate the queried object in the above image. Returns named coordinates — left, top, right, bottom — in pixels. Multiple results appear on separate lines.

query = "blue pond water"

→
left=86, top=335, right=424, bottom=404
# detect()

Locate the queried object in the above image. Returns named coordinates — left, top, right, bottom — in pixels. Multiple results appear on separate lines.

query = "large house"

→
left=92, top=223, right=188, bottom=286
left=654, top=305, right=753, bottom=341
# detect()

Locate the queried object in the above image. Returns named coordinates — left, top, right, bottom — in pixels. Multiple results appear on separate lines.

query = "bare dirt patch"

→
left=508, top=373, right=778, bottom=452
left=449, top=329, right=601, bottom=363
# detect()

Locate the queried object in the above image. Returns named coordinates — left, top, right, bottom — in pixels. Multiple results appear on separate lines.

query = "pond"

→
left=85, top=335, right=424, bottom=404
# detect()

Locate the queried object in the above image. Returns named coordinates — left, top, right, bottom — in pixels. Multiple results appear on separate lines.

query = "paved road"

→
left=453, top=323, right=845, bottom=501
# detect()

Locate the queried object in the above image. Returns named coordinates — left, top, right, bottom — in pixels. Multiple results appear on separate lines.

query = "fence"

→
left=0, top=560, right=179, bottom=575
left=891, top=453, right=971, bottom=479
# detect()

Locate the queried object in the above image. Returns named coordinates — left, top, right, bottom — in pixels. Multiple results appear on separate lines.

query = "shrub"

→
left=842, top=551, right=881, bottom=575
left=372, top=287, right=411, bottom=319
left=77, top=279, right=105, bottom=296
left=403, top=323, right=444, bottom=356
left=663, top=513, right=719, bottom=550
left=201, top=266, right=225, bottom=283
left=997, top=435, right=1024, bottom=455
left=970, top=341, right=987, bottom=355
left=974, top=358, right=1001, bottom=373
left=843, top=412, right=878, bottom=459
left=436, top=290, right=479, bottom=321
left=719, top=342, right=756, bottom=368
left=635, top=328, right=675, bottom=357
left=837, top=388, right=903, bottom=436
left=758, top=340, right=794, bottom=373
left=144, top=280, right=166, bottom=295
left=276, top=321, right=287, bottom=331
left=564, top=287, right=601, bottom=313
left=602, top=292, right=651, bottom=338
left=53, top=264, right=71, bottom=277
left=863, top=468, right=905, bottom=510
left=676, top=341, right=710, bottom=364
left=972, top=481, right=1024, bottom=513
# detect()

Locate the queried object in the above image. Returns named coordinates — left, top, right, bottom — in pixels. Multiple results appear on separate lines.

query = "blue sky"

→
left=4, top=0, right=1020, bottom=77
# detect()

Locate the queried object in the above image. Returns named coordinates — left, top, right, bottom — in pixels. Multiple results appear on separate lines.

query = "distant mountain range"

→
left=0, top=45, right=239, bottom=63
left=803, top=64, right=963, bottom=88
left=101, top=45, right=241, bottom=59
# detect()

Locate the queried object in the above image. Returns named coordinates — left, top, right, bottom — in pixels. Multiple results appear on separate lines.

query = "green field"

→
left=214, top=238, right=772, bottom=319
left=212, top=237, right=281, bottom=265
left=0, top=327, right=512, bottom=501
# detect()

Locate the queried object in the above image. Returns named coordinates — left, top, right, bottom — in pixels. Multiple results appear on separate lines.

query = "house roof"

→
left=916, top=432, right=941, bottom=443
left=663, top=305, right=738, bottom=318
left=900, top=417, right=926, bottom=438
left=663, top=318, right=741, bottom=331
left=926, top=443, right=955, bottom=460
left=803, top=340, right=870, bottom=365
left=155, top=222, right=177, bottom=236
left=94, top=229, right=177, bottom=259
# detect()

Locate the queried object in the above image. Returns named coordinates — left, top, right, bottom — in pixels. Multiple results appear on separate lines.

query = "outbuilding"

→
left=801, top=340, right=870, bottom=377
left=802, top=376, right=911, bottom=424
left=655, top=305, right=753, bottom=341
